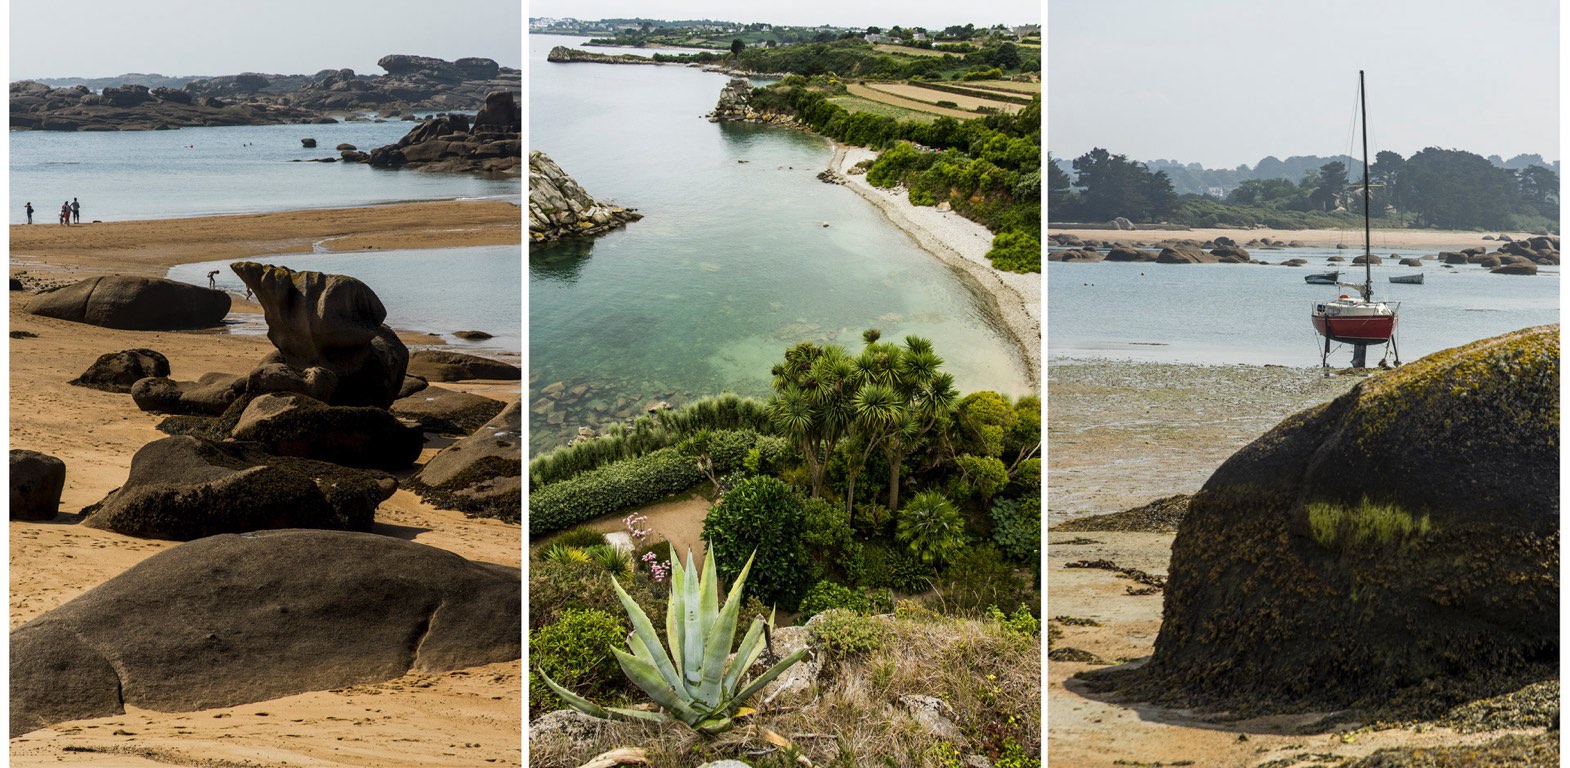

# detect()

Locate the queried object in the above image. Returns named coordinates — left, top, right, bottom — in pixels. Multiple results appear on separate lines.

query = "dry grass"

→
left=863, top=83, right=1025, bottom=114
left=961, top=79, right=1042, bottom=94
left=843, top=83, right=980, bottom=120
left=872, top=44, right=953, bottom=57
left=529, top=612, right=1041, bottom=767
left=827, top=95, right=940, bottom=123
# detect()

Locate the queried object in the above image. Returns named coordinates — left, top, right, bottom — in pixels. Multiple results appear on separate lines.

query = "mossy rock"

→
left=1086, top=326, right=1559, bottom=720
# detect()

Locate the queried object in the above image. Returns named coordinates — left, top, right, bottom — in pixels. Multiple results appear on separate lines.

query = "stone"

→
left=301, top=138, right=316, bottom=147
left=1156, top=245, right=1217, bottom=264
left=1210, top=244, right=1252, bottom=263
left=244, top=361, right=338, bottom=402
left=406, top=350, right=521, bottom=382
left=335, top=143, right=356, bottom=151
left=11, top=530, right=519, bottom=736
left=1351, top=254, right=1383, bottom=265
left=529, top=709, right=606, bottom=751
left=452, top=330, right=492, bottom=340
left=130, top=372, right=245, bottom=415
left=391, top=385, right=507, bottom=435
left=1399, top=258, right=1424, bottom=267
left=900, top=694, right=963, bottom=742
left=761, top=624, right=820, bottom=706
left=1491, top=262, right=1539, bottom=275
left=25, top=276, right=229, bottom=330
left=410, top=401, right=520, bottom=522
left=230, top=262, right=409, bottom=409
left=1084, top=327, right=1559, bottom=716
left=10, top=450, right=65, bottom=521
left=79, top=436, right=397, bottom=541
left=473, top=90, right=520, bottom=132
left=69, top=348, right=170, bottom=393
left=231, top=393, right=424, bottom=471
left=530, top=151, right=642, bottom=243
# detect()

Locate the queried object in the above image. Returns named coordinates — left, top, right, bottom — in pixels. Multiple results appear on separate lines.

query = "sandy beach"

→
left=1051, top=226, right=1512, bottom=253
left=832, top=143, right=1042, bottom=389
left=1046, top=360, right=1554, bottom=765
left=10, top=201, right=523, bottom=766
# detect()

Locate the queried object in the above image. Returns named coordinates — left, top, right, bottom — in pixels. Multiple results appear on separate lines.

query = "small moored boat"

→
left=1305, top=271, right=1340, bottom=285
left=1389, top=273, right=1424, bottom=284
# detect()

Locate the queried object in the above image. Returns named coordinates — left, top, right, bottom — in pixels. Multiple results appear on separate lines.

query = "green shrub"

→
left=528, top=557, right=663, bottom=632
left=850, top=541, right=895, bottom=588
left=935, top=100, right=959, bottom=108
left=548, top=526, right=608, bottom=550
left=529, top=608, right=627, bottom=717
left=802, top=496, right=858, bottom=583
left=529, top=447, right=702, bottom=536
left=798, top=580, right=866, bottom=619
left=583, top=543, right=633, bottom=577
left=890, top=548, right=938, bottom=592
left=987, top=230, right=1041, bottom=273
left=990, top=496, right=1040, bottom=563
left=809, top=610, right=888, bottom=659
left=935, top=543, right=1033, bottom=617
left=702, top=476, right=812, bottom=609
left=953, top=454, right=1010, bottom=505
left=987, top=604, right=1041, bottom=636
left=896, top=490, right=967, bottom=565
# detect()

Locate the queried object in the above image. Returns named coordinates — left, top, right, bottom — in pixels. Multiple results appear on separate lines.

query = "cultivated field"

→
left=964, top=79, right=1042, bottom=94
left=864, top=82, right=1026, bottom=113
left=844, top=82, right=980, bottom=119
left=828, top=94, right=940, bottom=122
left=873, top=43, right=952, bottom=57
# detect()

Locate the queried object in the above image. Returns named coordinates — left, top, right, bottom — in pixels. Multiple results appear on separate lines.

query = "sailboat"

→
left=1311, top=71, right=1399, bottom=371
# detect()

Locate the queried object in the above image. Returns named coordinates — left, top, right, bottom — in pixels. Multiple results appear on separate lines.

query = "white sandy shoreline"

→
left=829, top=142, right=1042, bottom=389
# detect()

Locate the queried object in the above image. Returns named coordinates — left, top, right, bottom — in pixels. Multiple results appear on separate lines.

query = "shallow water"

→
left=1047, top=249, right=1558, bottom=366
left=528, top=35, right=1031, bottom=451
left=168, top=244, right=522, bottom=358
left=10, top=119, right=519, bottom=224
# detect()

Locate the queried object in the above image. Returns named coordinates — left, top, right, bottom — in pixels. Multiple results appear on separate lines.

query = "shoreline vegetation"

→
left=10, top=199, right=524, bottom=765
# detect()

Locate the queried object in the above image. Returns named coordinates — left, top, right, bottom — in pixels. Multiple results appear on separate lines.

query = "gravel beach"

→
left=832, top=142, right=1041, bottom=389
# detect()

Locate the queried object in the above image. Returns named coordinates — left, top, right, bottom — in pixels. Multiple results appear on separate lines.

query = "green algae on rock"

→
left=1084, top=325, right=1559, bottom=721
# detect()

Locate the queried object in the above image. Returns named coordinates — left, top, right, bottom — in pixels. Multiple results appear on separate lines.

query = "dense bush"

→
left=702, top=475, right=812, bottom=608
left=986, top=230, right=1041, bottom=273
left=802, top=496, right=859, bottom=584
left=528, top=558, right=664, bottom=632
left=952, top=454, right=1010, bottom=505
left=896, top=490, right=967, bottom=565
left=934, top=543, right=1034, bottom=617
left=529, top=608, right=627, bottom=717
left=990, top=496, right=1040, bottom=563
left=796, top=579, right=895, bottom=619
left=808, top=610, right=888, bottom=659
left=544, top=526, right=608, bottom=550
left=529, top=447, right=702, bottom=536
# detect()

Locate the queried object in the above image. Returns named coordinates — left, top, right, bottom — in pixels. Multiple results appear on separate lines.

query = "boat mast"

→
left=1360, top=70, right=1372, bottom=302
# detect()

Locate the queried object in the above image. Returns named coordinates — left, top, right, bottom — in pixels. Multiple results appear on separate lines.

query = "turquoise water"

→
left=1047, top=248, right=1559, bottom=366
left=528, top=35, right=1032, bottom=451
left=10, top=119, right=519, bottom=224
left=167, top=245, right=522, bottom=358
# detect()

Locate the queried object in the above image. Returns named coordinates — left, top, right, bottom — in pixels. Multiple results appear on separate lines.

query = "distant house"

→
left=614, top=23, right=640, bottom=32
left=864, top=33, right=887, bottom=43
left=1206, top=186, right=1227, bottom=199
left=1013, top=24, right=1041, bottom=38
left=911, top=32, right=927, bottom=40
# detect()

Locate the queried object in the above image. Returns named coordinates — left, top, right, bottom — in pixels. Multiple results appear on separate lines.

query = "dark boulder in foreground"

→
left=407, top=349, right=521, bottom=382
left=1085, top=326, right=1559, bottom=719
left=11, top=530, right=520, bottom=736
left=392, top=385, right=506, bottom=436
left=230, top=262, right=409, bottom=409
left=69, top=348, right=170, bottom=393
left=79, top=436, right=396, bottom=540
left=410, top=400, right=520, bottom=522
left=10, top=450, right=66, bottom=521
left=24, top=276, right=229, bottom=330
left=230, top=393, right=424, bottom=471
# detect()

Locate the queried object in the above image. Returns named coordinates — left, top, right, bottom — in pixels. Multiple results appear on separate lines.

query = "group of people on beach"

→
left=23, top=199, right=80, bottom=225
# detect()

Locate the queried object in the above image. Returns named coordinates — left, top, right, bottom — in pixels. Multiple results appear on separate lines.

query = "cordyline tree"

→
left=768, top=330, right=957, bottom=514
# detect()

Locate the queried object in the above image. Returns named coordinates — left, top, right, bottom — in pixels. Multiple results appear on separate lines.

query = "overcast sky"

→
left=10, top=0, right=521, bottom=79
left=529, top=0, right=1040, bottom=32
left=1049, top=0, right=1559, bottom=169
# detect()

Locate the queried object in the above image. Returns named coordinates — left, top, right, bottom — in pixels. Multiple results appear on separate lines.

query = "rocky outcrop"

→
left=230, top=393, right=424, bottom=471
left=545, top=46, right=662, bottom=65
left=406, top=350, right=521, bottom=382
left=710, top=77, right=754, bottom=121
left=130, top=373, right=245, bottom=416
left=347, top=92, right=520, bottom=176
left=409, top=401, right=520, bottom=522
left=391, top=385, right=506, bottom=435
left=10, top=450, right=65, bottom=521
left=69, top=348, right=170, bottom=393
left=1210, top=244, right=1252, bottom=263
left=1085, top=326, right=1559, bottom=718
left=1156, top=245, right=1217, bottom=264
left=25, top=276, right=229, bottom=330
left=529, top=151, right=643, bottom=244
left=11, top=530, right=520, bottom=736
left=9, top=80, right=321, bottom=131
left=79, top=436, right=396, bottom=541
left=230, top=262, right=409, bottom=409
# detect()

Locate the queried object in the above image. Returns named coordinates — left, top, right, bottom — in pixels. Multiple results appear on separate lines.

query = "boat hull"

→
left=1312, top=313, right=1397, bottom=344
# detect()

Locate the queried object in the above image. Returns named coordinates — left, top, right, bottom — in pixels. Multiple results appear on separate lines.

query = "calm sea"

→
left=10, top=119, right=518, bottom=224
left=528, top=35, right=1032, bottom=451
left=1047, top=248, right=1559, bottom=366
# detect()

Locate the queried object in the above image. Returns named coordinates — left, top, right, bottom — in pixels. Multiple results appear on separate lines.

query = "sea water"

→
left=9, top=119, right=518, bottom=224
left=167, top=245, right=522, bottom=359
left=1047, top=249, right=1558, bottom=366
left=528, top=35, right=1032, bottom=452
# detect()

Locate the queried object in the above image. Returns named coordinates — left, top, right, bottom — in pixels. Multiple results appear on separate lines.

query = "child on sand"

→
left=59, top=202, right=70, bottom=226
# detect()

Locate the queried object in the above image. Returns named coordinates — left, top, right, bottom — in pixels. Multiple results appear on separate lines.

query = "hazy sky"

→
left=1049, top=0, right=1558, bottom=168
left=10, top=0, right=521, bottom=79
left=529, top=0, right=1040, bottom=32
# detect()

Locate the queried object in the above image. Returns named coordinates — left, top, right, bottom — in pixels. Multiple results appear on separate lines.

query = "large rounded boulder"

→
left=406, top=350, right=521, bottom=382
left=69, top=348, right=171, bottom=393
left=1087, top=326, right=1559, bottom=717
left=25, top=276, right=229, bottom=330
left=410, top=400, right=520, bottom=522
left=10, top=450, right=66, bottom=521
left=11, top=530, right=520, bottom=736
left=392, top=385, right=507, bottom=436
left=230, top=393, right=424, bottom=471
left=79, top=436, right=396, bottom=540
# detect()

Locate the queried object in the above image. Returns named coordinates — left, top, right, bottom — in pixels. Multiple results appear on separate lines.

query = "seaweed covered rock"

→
left=406, top=349, right=521, bottom=382
left=24, top=276, right=229, bottom=330
left=129, top=372, right=245, bottom=415
left=69, top=348, right=170, bottom=393
left=409, top=400, right=520, bottom=522
left=1087, top=326, right=1559, bottom=717
left=230, top=262, right=408, bottom=409
left=231, top=393, right=424, bottom=471
left=391, top=385, right=506, bottom=435
left=11, top=530, right=520, bottom=736
left=80, top=436, right=396, bottom=540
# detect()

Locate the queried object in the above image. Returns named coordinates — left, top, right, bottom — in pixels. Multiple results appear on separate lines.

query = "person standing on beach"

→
left=71, top=198, right=80, bottom=224
left=207, top=270, right=220, bottom=290
left=24, top=202, right=32, bottom=224
left=60, top=202, right=70, bottom=226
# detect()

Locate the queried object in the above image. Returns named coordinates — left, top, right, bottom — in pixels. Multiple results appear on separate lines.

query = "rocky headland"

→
left=529, top=150, right=643, bottom=244
left=10, top=54, right=519, bottom=131
left=544, top=46, right=663, bottom=65
left=336, top=90, right=520, bottom=176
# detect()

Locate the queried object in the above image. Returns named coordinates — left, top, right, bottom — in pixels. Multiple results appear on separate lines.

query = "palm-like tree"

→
left=896, top=490, right=965, bottom=565
left=768, top=342, right=855, bottom=499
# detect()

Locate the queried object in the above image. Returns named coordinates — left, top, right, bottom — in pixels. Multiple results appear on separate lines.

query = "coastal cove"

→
left=529, top=35, right=1036, bottom=451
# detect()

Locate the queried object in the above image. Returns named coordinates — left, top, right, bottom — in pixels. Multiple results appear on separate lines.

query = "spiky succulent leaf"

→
left=537, top=669, right=611, bottom=719
left=665, top=553, right=686, bottom=675
left=602, top=706, right=674, bottom=723
left=698, top=552, right=753, bottom=707
left=610, top=576, right=683, bottom=695
left=724, top=615, right=767, bottom=693
left=612, top=648, right=704, bottom=723
left=723, top=648, right=809, bottom=711
left=681, top=549, right=705, bottom=692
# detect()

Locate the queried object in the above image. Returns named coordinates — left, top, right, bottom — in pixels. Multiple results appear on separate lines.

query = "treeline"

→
left=654, top=38, right=1039, bottom=79
left=1050, top=146, right=1559, bottom=232
left=750, top=83, right=1041, bottom=272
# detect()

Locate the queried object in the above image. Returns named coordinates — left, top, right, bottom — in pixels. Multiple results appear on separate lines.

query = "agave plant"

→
left=538, top=548, right=807, bottom=735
